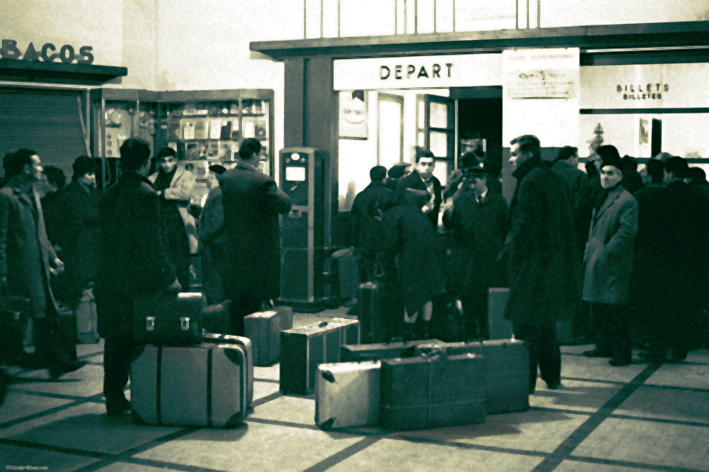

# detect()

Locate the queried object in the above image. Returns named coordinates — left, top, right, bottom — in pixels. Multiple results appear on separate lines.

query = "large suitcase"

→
left=315, top=361, right=380, bottom=430
left=243, top=306, right=294, bottom=366
left=200, top=301, right=232, bottom=335
left=358, top=282, right=383, bottom=343
left=328, top=317, right=361, bottom=346
left=133, top=292, right=207, bottom=346
left=130, top=343, right=249, bottom=427
left=415, top=339, right=530, bottom=414
left=202, top=333, right=254, bottom=406
left=75, top=288, right=99, bottom=344
left=280, top=322, right=342, bottom=395
left=340, top=338, right=442, bottom=363
left=488, top=288, right=514, bottom=340
left=380, top=352, right=487, bottom=431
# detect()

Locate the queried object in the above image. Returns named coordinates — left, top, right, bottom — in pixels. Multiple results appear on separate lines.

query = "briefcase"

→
left=202, top=333, right=254, bottom=406
left=315, top=361, right=380, bottom=430
left=243, top=306, right=294, bottom=366
left=280, top=322, right=342, bottom=395
left=130, top=343, right=249, bottom=427
left=340, top=338, right=442, bottom=363
left=133, top=292, right=206, bottom=346
left=380, top=352, right=487, bottom=431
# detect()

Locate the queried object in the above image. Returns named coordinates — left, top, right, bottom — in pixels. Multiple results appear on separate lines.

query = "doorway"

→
left=457, top=98, right=503, bottom=177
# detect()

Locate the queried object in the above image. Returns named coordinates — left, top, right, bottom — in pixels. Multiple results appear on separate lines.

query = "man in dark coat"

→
left=351, top=165, right=392, bottom=282
left=51, top=156, right=101, bottom=309
left=199, top=165, right=228, bottom=305
left=442, top=165, right=508, bottom=339
left=220, top=138, right=291, bottom=335
left=504, top=135, right=578, bottom=393
left=386, top=164, right=410, bottom=192
left=0, top=149, right=84, bottom=378
left=96, top=139, right=181, bottom=416
left=396, top=150, right=442, bottom=229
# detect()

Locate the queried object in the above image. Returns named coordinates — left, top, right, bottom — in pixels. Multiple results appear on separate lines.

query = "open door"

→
left=416, top=94, right=455, bottom=187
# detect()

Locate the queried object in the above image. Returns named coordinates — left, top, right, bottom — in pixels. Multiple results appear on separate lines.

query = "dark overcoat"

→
left=0, top=177, right=60, bottom=318
left=95, top=171, right=177, bottom=338
left=396, top=170, right=442, bottom=228
left=582, top=186, right=638, bottom=304
left=382, top=192, right=446, bottom=315
left=504, top=157, right=578, bottom=324
left=551, top=160, right=594, bottom=256
left=350, top=182, right=393, bottom=257
left=56, top=180, right=101, bottom=282
left=199, top=186, right=228, bottom=304
left=219, top=163, right=291, bottom=303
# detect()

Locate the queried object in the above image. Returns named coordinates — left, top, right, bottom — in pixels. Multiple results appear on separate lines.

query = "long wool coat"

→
left=504, top=157, right=578, bottom=324
left=582, top=185, right=638, bottom=304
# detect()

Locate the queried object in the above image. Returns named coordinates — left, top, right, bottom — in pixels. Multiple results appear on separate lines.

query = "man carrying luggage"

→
left=96, top=139, right=181, bottom=416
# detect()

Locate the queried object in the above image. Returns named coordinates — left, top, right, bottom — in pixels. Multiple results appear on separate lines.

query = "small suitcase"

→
left=202, top=333, right=254, bottom=406
left=243, top=306, right=294, bottom=366
left=358, top=282, right=383, bottom=343
left=75, top=288, right=99, bottom=344
left=315, top=361, right=380, bottom=430
left=488, top=288, right=514, bottom=340
left=130, top=343, right=249, bottom=427
left=415, top=339, right=530, bottom=414
left=380, top=352, right=487, bottom=431
left=280, top=322, right=342, bottom=395
left=340, top=338, right=442, bottom=363
left=331, top=248, right=360, bottom=300
left=201, top=301, right=232, bottom=335
left=328, top=317, right=361, bottom=346
left=133, top=292, right=207, bottom=346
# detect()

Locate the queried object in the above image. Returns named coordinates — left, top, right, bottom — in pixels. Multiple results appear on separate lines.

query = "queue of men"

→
left=352, top=135, right=709, bottom=394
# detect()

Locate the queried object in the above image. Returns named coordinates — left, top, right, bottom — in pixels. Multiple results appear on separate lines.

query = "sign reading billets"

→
left=617, top=83, right=669, bottom=101
left=333, top=54, right=501, bottom=90
left=1, top=39, right=94, bottom=64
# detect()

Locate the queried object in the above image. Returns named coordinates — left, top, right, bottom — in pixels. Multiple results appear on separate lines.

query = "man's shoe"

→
left=638, top=349, right=667, bottom=363
left=49, top=360, right=86, bottom=379
left=670, top=349, right=688, bottom=363
left=609, top=357, right=632, bottom=367
left=106, top=398, right=132, bottom=416
left=583, top=349, right=613, bottom=358
left=546, top=380, right=562, bottom=390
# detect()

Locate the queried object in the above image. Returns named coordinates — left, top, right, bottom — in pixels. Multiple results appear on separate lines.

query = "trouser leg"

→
left=34, top=316, right=70, bottom=369
left=591, top=303, right=613, bottom=353
left=103, top=335, right=134, bottom=404
left=609, top=304, right=632, bottom=362
left=513, top=322, right=539, bottom=394
left=537, top=321, right=561, bottom=385
left=229, top=292, right=261, bottom=336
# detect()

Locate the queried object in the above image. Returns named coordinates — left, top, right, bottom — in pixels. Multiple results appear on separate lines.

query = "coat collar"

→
left=512, top=156, right=544, bottom=181
left=595, top=185, right=624, bottom=222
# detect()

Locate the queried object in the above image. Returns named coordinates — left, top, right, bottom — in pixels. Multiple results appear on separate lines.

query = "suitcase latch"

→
left=180, top=317, right=191, bottom=331
left=146, top=317, right=155, bottom=331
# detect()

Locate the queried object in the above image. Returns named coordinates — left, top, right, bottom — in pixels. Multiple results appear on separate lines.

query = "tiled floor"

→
left=1, top=307, right=708, bottom=472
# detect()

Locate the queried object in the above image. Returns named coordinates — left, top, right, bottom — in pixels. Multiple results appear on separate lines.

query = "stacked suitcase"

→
left=130, top=291, right=254, bottom=428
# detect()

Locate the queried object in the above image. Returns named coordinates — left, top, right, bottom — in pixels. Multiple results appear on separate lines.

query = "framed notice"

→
left=503, top=48, right=580, bottom=100
left=339, top=91, right=368, bottom=140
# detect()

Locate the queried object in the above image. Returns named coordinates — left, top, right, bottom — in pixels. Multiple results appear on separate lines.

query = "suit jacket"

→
left=220, top=162, right=291, bottom=302
left=95, top=171, right=177, bottom=338
left=396, top=170, right=442, bottom=228
left=504, top=157, right=578, bottom=324
left=0, top=177, right=59, bottom=318
left=149, top=165, right=199, bottom=254
left=582, top=185, right=638, bottom=304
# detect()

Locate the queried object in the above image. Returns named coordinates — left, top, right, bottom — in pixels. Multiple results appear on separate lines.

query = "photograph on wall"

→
left=339, top=90, right=368, bottom=140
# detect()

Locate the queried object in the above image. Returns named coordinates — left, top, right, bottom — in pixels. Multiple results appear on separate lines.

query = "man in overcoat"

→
left=582, top=146, right=638, bottom=367
left=199, top=164, right=228, bottom=305
left=504, top=135, right=578, bottom=393
left=0, top=149, right=84, bottom=378
left=220, top=138, right=291, bottom=335
left=96, top=139, right=181, bottom=416
left=396, top=150, right=442, bottom=229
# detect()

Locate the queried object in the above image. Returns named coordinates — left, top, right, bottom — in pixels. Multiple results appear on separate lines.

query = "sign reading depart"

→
left=333, top=54, right=501, bottom=90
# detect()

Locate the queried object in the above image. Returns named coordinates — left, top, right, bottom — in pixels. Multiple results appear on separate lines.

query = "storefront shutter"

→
left=0, top=87, right=88, bottom=181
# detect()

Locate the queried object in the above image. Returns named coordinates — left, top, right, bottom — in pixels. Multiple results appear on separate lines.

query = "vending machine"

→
left=279, top=147, right=333, bottom=310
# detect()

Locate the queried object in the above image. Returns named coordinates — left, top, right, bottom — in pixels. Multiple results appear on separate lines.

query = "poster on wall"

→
left=503, top=48, right=580, bottom=99
left=339, top=90, right=368, bottom=140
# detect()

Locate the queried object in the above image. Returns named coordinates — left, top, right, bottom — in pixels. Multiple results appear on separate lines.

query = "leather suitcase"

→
left=331, top=248, right=359, bottom=300
left=201, top=301, right=232, bottom=335
left=488, top=288, right=514, bottom=340
left=340, top=339, right=442, bottom=363
left=202, top=333, right=254, bottom=405
left=280, top=322, right=342, bottom=395
left=243, top=306, right=294, bottom=366
left=133, top=292, right=207, bottom=346
left=380, top=352, right=487, bottom=431
left=130, top=343, right=249, bottom=427
left=329, top=317, right=361, bottom=346
left=315, top=361, right=380, bottom=430
left=415, top=339, right=530, bottom=414
left=358, top=282, right=383, bottom=343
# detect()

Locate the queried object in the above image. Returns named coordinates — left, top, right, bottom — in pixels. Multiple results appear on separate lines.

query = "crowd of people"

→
left=351, top=136, right=709, bottom=394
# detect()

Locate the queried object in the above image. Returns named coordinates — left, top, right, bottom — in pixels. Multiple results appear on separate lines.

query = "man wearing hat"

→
left=386, top=163, right=411, bottom=192
left=442, top=164, right=508, bottom=339
left=582, top=145, right=638, bottom=366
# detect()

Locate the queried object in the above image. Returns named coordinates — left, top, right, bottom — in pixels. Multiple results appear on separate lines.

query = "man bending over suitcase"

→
left=96, top=139, right=181, bottom=416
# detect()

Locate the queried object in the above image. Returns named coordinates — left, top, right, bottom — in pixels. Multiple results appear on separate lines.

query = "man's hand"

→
left=422, top=199, right=435, bottom=214
left=50, top=258, right=65, bottom=276
left=168, top=279, right=182, bottom=292
left=440, top=198, right=454, bottom=214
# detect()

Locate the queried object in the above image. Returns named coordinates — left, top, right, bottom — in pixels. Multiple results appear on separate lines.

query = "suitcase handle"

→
left=180, top=317, right=191, bottom=331
left=318, top=321, right=328, bottom=328
left=146, top=317, right=155, bottom=331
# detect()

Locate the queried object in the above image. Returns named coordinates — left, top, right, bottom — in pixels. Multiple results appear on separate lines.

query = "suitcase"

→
left=130, top=343, right=249, bottom=427
left=315, top=361, right=380, bottom=430
left=243, top=306, right=294, bottom=366
left=331, top=248, right=359, bottom=300
left=133, top=292, right=207, bottom=346
left=202, top=333, right=254, bottom=406
left=340, top=338, right=442, bottom=363
left=358, top=282, right=383, bottom=343
left=75, top=288, right=99, bottom=344
left=328, top=317, right=361, bottom=346
left=380, top=352, right=487, bottom=431
left=201, top=301, right=232, bottom=335
left=415, top=339, right=530, bottom=414
left=488, top=288, right=514, bottom=340
left=280, top=322, right=342, bottom=395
